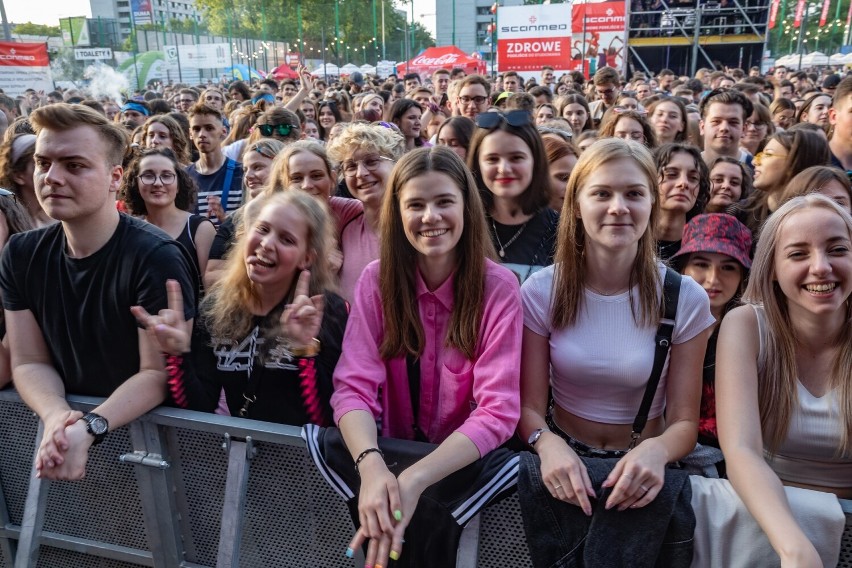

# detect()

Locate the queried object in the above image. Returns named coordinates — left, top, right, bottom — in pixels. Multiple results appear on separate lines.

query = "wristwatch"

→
left=528, top=428, right=548, bottom=447
left=81, top=412, right=109, bottom=446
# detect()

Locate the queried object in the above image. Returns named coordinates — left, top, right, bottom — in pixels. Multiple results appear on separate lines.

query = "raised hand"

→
left=207, top=195, right=226, bottom=223
left=280, top=270, right=324, bottom=350
left=298, top=65, right=312, bottom=92
left=131, top=280, right=190, bottom=356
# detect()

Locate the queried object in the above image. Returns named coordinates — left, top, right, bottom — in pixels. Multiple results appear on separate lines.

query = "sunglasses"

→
left=538, top=127, right=573, bottom=140
left=474, top=110, right=532, bottom=129
left=253, top=142, right=278, bottom=159
left=258, top=123, right=295, bottom=137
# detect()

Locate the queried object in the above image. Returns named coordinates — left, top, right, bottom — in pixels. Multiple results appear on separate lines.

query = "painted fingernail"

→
left=375, top=565, right=383, bottom=568
left=393, top=509, right=402, bottom=521
left=345, top=547, right=354, bottom=558
left=390, top=550, right=400, bottom=561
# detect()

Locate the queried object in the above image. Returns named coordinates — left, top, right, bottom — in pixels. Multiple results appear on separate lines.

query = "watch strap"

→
left=82, top=412, right=109, bottom=446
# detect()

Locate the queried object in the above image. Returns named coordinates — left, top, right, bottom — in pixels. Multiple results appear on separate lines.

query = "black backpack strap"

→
left=406, top=354, right=429, bottom=443
left=629, top=268, right=681, bottom=449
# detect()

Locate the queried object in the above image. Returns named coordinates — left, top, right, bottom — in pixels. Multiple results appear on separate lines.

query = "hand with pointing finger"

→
left=131, top=279, right=191, bottom=356
left=281, top=270, right=324, bottom=350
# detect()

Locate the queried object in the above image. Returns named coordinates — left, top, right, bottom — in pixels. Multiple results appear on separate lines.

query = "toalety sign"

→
left=75, top=48, right=113, bottom=60
left=497, top=4, right=573, bottom=73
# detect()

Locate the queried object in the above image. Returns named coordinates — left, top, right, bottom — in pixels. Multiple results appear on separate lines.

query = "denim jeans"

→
left=518, top=452, right=695, bottom=568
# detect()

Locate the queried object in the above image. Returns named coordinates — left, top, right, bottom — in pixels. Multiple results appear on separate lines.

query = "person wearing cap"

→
left=671, top=213, right=751, bottom=451
left=348, top=71, right=365, bottom=95
left=120, top=100, right=150, bottom=131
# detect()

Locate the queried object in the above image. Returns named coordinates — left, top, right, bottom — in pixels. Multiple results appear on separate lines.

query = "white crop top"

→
left=752, top=304, right=852, bottom=488
left=522, top=263, right=715, bottom=424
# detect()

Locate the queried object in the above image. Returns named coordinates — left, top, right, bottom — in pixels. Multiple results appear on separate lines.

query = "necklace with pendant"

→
left=491, top=218, right=528, bottom=258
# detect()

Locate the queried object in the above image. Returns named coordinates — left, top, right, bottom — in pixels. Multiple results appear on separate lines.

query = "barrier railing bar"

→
left=13, top=422, right=47, bottom=568
left=456, top=513, right=480, bottom=568
left=215, top=435, right=253, bottom=568
left=165, top=426, right=200, bottom=563
left=1, top=525, right=154, bottom=566
left=0, top=476, right=16, bottom=568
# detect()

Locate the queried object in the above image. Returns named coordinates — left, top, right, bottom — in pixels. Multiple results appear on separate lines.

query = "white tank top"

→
left=752, top=304, right=852, bottom=488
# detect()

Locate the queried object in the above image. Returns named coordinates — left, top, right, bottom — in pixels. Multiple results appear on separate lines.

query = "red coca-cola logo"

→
left=411, top=53, right=460, bottom=66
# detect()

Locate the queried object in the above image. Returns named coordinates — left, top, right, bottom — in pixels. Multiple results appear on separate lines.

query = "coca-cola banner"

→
left=395, top=46, right=486, bottom=78
left=497, top=4, right=573, bottom=73
left=570, top=1, right=627, bottom=78
left=0, top=42, right=53, bottom=97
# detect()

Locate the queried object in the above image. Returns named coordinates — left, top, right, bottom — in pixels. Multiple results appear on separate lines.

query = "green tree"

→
left=13, top=22, right=61, bottom=36
left=192, top=0, right=433, bottom=63
left=767, top=0, right=849, bottom=57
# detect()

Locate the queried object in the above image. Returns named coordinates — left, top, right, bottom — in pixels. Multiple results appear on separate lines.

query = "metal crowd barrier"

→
left=0, top=390, right=850, bottom=568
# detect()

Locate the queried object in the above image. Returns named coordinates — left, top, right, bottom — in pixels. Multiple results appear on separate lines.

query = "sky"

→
left=6, top=0, right=439, bottom=43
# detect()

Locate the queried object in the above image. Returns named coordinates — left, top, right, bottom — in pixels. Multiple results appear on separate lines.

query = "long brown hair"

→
left=744, top=194, right=852, bottom=456
left=551, top=138, right=661, bottom=329
left=379, top=146, right=496, bottom=359
left=203, top=191, right=337, bottom=341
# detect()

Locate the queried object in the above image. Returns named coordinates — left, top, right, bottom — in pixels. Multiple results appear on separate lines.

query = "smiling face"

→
left=773, top=206, right=852, bottom=320
left=682, top=251, right=743, bottom=315
left=659, top=151, right=700, bottom=215
left=318, top=105, right=337, bottom=129
left=244, top=202, right=313, bottom=288
left=34, top=126, right=123, bottom=223
left=577, top=157, right=653, bottom=253
left=342, top=148, right=394, bottom=208
left=477, top=130, right=534, bottom=204
left=399, top=105, right=422, bottom=140
left=709, top=161, right=744, bottom=208
left=137, top=155, right=179, bottom=209
left=753, top=138, right=788, bottom=192
left=399, top=171, right=464, bottom=274
left=287, top=151, right=334, bottom=200
left=243, top=150, right=275, bottom=199
left=700, top=102, right=744, bottom=156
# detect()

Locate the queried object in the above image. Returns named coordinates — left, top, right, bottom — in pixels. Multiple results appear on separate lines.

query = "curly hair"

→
left=325, top=121, right=405, bottom=164
left=141, top=115, right=191, bottom=164
left=120, top=147, right=198, bottom=215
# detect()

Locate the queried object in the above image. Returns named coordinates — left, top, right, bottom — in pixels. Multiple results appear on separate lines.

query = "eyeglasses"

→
left=258, top=123, right=295, bottom=137
left=458, top=95, right=488, bottom=106
left=341, top=155, right=394, bottom=177
left=253, top=142, right=278, bottom=159
left=753, top=151, right=788, bottom=165
left=745, top=120, right=766, bottom=129
left=178, top=98, right=195, bottom=105
left=474, top=110, right=532, bottom=129
left=0, top=187, right=17, bottom=204
left=139, top=172, right=177, bottom=185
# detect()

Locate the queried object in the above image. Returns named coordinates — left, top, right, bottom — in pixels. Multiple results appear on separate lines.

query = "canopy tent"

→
left=828, top=52, right=847, bottom=65
left=223, top=64, right=264, bottom=81
left=339, top=63, right=360, bottom=75
left=360, top=64, right=377, bottom=75
left=777, top=51, right=830, bottom=69
left=267, top=64, right=299, bottom=80
left=395, top=46, right=486, bottom=78
left=311, top=62, right=340, bottom=76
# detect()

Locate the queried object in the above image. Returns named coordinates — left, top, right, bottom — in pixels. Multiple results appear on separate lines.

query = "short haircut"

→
left=30, top=103, right=128, bottom=166
left=699, top=88, right=754, bottom=120
left=188, top=102, right=224, bottom=123
left=457, top=74, right=491, bottom=96
left=833, top=76, right=852, bottom=108
left=593, top=66, right=619, bottom=86
left=403, top=73, right=421, bottom=84
left=325, top=121, right=406, bottom=164
left=178, top=88, right=199, bottom=100
left=528, top=86, right=552, bottom=102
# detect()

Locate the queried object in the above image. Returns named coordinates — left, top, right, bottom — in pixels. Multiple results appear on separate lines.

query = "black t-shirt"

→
left=186, top=158, right=244, bottom=220
left=490, top=208, right=558, bottom=283
left=209, top=216, right=237, bottom=261
left=0, top=214, right=197, bottom=397
left=175, top=292, right=349, bottom=425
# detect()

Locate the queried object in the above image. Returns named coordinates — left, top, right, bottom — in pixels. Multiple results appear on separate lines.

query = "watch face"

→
left=528, top=429, right=543, bottom=446
left=89, top=417, right=108, bottom=436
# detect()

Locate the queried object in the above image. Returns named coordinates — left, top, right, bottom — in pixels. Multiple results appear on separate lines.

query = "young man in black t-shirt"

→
left=0, top=103, right=196, bottom=481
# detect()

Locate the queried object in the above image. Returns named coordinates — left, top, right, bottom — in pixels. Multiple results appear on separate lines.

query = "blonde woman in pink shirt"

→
left=330, top=146, right=522, bottom=568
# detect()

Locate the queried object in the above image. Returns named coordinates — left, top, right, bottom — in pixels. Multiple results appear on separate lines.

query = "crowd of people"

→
left=0, top=59, right=850, bottom=567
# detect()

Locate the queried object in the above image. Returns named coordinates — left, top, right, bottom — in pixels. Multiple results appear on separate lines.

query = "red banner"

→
left=819, top=0, right=831, bottom=27
left=768, top=0, right=781, bottom=29
left=847, top=0, right=852, bottom=27
left=794, top=0, right=806, bottom=27
left=0, top=42, right=52, bottom=96
left=570, top=1, right=626, bottom=77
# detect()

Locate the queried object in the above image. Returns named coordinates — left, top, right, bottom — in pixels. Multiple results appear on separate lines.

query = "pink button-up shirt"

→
left=331, top=259, right=522, bottom=456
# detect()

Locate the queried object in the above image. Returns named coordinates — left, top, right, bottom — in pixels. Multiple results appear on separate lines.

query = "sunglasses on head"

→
left=253, top=141, right=278, bottom=159
left=258, top=123, right=294, bottom=137
left=474, top=110, right=532, bottom=129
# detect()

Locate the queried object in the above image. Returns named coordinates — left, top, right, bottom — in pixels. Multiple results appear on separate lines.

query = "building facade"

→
left=90, top=0, right=202, bottom=40
left=434, top=0, right=524, bottom=65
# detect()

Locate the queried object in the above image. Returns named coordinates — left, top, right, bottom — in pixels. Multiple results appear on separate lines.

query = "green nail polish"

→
left=393, top=509, right=402, bottom=521
left=390, top=550, right=400, bottom=561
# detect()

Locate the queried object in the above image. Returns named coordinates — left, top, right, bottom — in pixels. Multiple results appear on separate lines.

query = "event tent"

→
left=267, top=64, right=299, bottom=80
left=395, top=46, right=486, bottom=77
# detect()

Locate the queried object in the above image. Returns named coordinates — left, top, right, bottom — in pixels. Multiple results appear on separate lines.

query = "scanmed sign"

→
left=0, top=42, right=53, bottom=97
left=497, top=4, right=572, bottom=73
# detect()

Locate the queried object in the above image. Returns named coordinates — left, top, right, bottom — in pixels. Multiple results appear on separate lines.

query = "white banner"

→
left=497, top=4, right=573, bottom=74
left=0, top=42, right=53, bottom=97
left=166, top=43, right=230, bottom=70
left=75, top=47, right=113, bottom=60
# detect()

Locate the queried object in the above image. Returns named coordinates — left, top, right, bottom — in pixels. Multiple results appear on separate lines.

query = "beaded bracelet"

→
left=354, top=447, right=384, bottom=474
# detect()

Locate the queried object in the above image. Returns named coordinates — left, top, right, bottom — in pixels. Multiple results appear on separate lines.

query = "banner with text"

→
left=0, top=42, right=53, bottom=97
left=165, top=43, right=230, bottom=70
left=571, top=0, right=627, bottom=78
left=497, top=4, right=572, bottom=73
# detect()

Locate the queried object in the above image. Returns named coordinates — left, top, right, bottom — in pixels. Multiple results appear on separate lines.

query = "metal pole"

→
left=691, top=7, right=701, bottom=76
left=381, top=0, right=386, bottom=61
left=452, top=0, right=456, bottom=46
left=322, top=25, right=328, bottom=82
left=796, top=3, right=807, bottom=70
left=372, top=0, right=378, bottom=64
left=334, top=0, right=341, bottom=72
left=0, top=0, right=11, bottom=42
